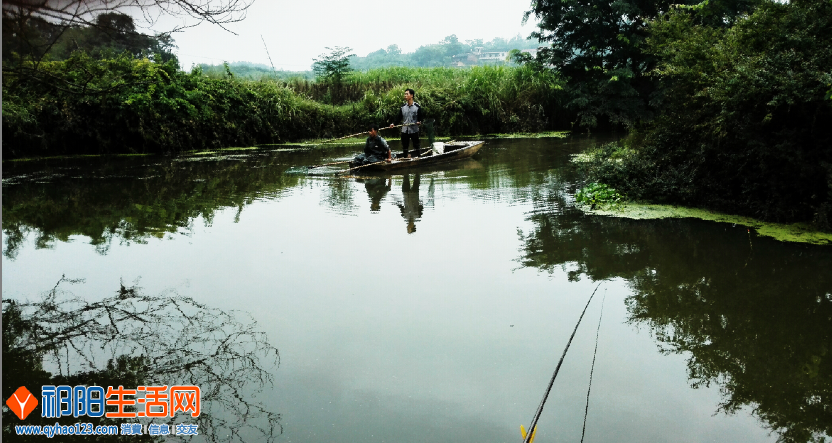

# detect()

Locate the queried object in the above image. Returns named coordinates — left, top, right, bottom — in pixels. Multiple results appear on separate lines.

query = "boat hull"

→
left=352, top=141, right=485, bottom=172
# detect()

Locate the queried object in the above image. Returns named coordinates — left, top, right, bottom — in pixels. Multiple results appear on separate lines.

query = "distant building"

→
left=451, top=47, right=540, bottom=66
left=478, top=51, right=509, bottom=61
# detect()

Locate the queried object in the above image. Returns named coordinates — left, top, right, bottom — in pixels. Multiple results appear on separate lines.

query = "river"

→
left=3, top=135, right=830, bottom=442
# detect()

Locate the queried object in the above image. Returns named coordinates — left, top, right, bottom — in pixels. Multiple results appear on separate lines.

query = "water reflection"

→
left=1, top=149, right=339, bottom=259
left=352, top=174, right=426, bottom=233
left=397, top=174, right=423, bottom=233
left=2, top=278, right=281, bottom=442
left=517, top=208, right=832, bottom=442
left=1, top=139, right=581, bottom=256
left=5, top=136, right=829, bottom=442
left=358, top=177, right=391, bottom=213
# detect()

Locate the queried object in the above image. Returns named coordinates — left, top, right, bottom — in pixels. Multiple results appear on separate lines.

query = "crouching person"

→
left=353, top=124, right=393, bottom=165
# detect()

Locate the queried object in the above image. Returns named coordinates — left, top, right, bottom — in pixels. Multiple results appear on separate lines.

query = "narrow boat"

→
left=350, top=141, right=485, bottom=172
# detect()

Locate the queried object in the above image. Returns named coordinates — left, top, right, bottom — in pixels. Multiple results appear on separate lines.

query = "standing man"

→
left=389, top=88, right=425, bottom=158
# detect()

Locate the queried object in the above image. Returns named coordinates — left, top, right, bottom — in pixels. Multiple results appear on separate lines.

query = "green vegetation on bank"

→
left=3, top=57, right=566, bottom=158
left=524, top=0, right=832, bottom=231
left=2, top=11, right=564, bottom=159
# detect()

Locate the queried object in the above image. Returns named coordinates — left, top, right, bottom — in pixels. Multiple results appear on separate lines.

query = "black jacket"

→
left=364, top=135, right=389, bottom=157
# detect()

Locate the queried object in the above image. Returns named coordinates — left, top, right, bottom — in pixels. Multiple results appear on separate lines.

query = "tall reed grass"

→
left=2, top=56, right=568, bottom=158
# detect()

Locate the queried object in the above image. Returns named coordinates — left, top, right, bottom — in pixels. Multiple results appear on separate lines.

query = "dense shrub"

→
left=584, top=0, right=832, bottom=229
left=2, top=58, right=567, bottom=158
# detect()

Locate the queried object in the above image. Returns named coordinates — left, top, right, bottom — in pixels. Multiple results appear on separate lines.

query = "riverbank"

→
left=573, top=146, right=832, bottom=241
left=575, top=201, right=832, bottom=246
left=2, top=131, right=571, bottom=161
left=2, top=57, right=567, bottom=159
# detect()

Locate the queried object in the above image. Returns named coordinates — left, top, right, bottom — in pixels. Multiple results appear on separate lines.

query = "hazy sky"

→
left=151, top=0, right=538, bottom=71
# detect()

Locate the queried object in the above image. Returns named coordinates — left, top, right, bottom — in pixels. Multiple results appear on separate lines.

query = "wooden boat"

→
left=350, top=141, right=485, bottom=172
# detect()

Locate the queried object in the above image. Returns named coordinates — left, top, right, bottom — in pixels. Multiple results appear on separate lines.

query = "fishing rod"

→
left=318, top=123, right=417, bottom=144
left=522, top=282, right=602, bottom=443
left=580, top=291, right=606, bottom=443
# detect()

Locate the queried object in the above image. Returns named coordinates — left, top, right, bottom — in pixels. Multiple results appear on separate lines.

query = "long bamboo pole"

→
left=319, top=123, right=416, bottom=144
left=336, top=158, right=391, bottom=175
left=307, top=160, right=353, bottom=169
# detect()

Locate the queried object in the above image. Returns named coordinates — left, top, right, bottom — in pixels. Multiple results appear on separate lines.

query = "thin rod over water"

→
left=319, top=123, right=415, bottom=144
left=523, top=282, right=602, bottom=443
left=581, top=291, right=606, bottom=443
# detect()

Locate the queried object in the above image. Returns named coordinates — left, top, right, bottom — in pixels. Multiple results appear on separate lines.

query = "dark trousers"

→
left=400, top=132, right=420, bottom=156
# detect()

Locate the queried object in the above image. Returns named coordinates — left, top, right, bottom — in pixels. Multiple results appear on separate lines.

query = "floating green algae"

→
left=263, top=131, right=569, bottom=148
left=216, top=146, right=260, bottom=151
left=484, top=131, right=569, bottom=139
left=579, top=202, right=832, bottom=245
left=183, top=146, right=263, bottom=156
left=570, top=145, right=632, bottom=163
left=5, top=153, right=152, bottom=162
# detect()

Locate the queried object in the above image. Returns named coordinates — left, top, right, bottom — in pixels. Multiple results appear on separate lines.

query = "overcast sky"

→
left=152, top=0, right=539, bottom=71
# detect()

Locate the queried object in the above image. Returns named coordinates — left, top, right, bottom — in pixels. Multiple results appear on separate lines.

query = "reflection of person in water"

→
left=361, top=177, right=391, bottom=212
left=398, top=174, right=423, bottom=233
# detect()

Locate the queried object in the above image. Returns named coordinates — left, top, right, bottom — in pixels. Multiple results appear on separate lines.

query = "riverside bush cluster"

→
left=579, top=0, right=832, bottom=230
left=2, top=56, right=566, bottom=159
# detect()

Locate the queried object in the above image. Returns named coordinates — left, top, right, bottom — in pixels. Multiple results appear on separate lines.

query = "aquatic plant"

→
left=575, top=183, right=625, bottom=207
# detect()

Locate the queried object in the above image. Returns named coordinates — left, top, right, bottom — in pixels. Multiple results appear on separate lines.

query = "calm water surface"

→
left=3, top=136, right=830, bottom=442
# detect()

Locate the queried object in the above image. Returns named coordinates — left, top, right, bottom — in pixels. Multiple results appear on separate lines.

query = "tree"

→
left=522, top=0, right=759, bottom=126
left=641, top=0, right=832, bottom=224
left=2, top=0, right=253, bottom=99
left=439, top=34, right=466, bottom=59
left=311, top=46, right=355, bottom=84
left=522, top=0, right=674, bottom=126
left=45, top=13, right=178, bottom=62
left=2, top=0, right=252, bottom=73
left=386, top=44, right=402, bottom=56
left=2, top=0, right=253, bottom=34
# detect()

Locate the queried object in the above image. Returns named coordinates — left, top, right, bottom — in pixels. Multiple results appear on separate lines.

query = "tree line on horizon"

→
left=196, top=33, right=540, bottom=80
